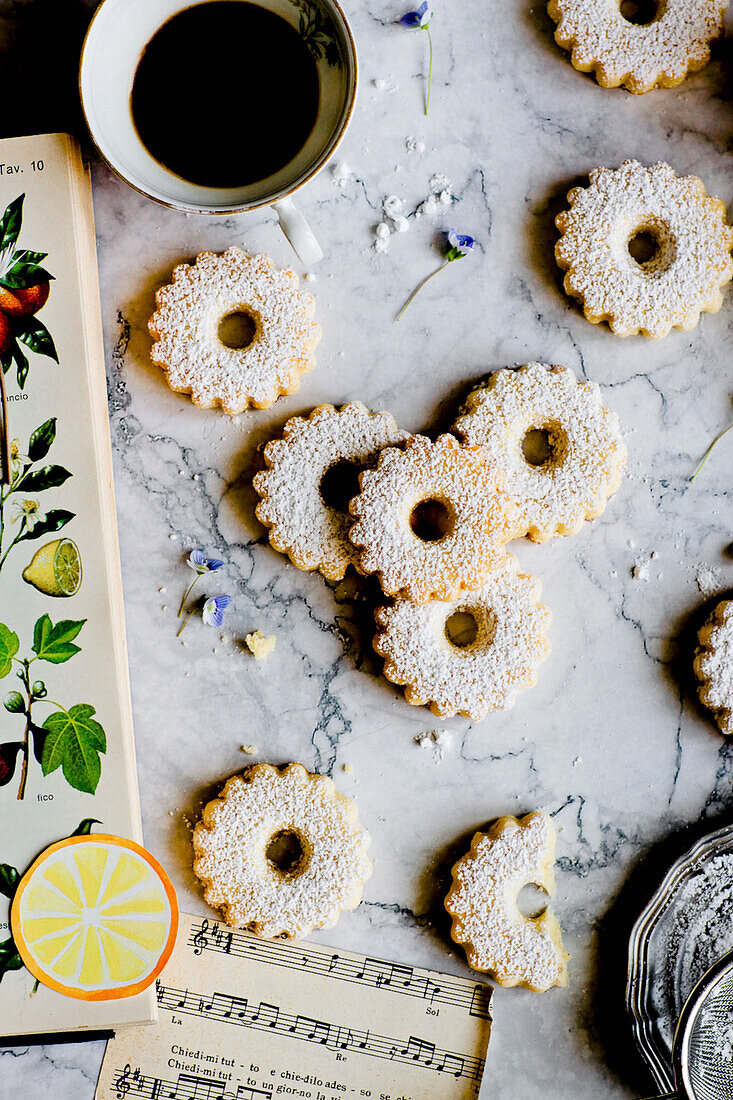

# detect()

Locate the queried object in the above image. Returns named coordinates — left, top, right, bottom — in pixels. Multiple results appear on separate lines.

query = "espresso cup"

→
left=79, top=0, right=358, bottom=264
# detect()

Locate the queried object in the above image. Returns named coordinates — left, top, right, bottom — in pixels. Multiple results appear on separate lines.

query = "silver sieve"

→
left=643, top=951, right=733, bottom=1100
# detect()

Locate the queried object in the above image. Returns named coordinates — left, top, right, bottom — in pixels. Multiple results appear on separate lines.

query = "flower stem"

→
left=0, top=365, right=10, bottom=487
left=16, top=660, right=32, bottom=802
left=396, top=261, right=448, bottom=322
left=178, top=577, right=199, bottom=617
left=177, top=608, right=196, bottom=638
left=690, top=422, right=733, bottom=483
left=424, top=26, right=433, bottom=116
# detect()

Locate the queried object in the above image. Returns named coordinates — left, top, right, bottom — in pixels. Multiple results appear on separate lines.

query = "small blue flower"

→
left=446, top=228, right=475, bottom=259
left=401, top=1, right=432, bottom=28
left=400, top=2, right=435, bottom=114
left=202, top=595, right=231, bottom=628
left=187, top=549, right=225, bottom=574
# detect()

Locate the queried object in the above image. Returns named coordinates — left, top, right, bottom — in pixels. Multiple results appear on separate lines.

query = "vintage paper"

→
left=0, top=133, right=149, bottom=1036
left=95, top=912, right=492, bottom=1099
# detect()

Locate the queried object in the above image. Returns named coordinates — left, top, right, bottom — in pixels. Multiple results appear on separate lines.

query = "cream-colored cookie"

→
left=445, top=812, right=568, bottom=991
left=348, top=434, right=515, bottom=603
left=374, top=555, right=551, bottom=719
left=193, top=763, right=372, bottom=938
left=549, top=0, right=727, bottom=94
left=694, top=600, right=733, bottom=736
left=555, top=161, right=733, bottom=338
left=453, top=364, right=626, bottom=542
left=149, top=248, right=321, bottom=413
left=253, top=403, right=409, bottom=581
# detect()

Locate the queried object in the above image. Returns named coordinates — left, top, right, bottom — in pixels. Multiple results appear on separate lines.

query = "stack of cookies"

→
left=253, top=362, right=626, bottom=720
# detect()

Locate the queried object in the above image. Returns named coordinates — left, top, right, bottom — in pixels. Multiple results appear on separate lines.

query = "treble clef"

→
left=115, top=1063, right=132, bottom=1098
left=192, top=918, right=210, bottom=955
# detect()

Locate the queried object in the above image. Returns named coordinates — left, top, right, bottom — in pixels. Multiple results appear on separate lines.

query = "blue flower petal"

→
left=205, top=557, right=225, bottom=572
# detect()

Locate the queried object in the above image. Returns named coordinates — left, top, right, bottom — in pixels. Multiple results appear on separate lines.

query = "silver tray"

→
left=626, top=822, right=733, bottom=1093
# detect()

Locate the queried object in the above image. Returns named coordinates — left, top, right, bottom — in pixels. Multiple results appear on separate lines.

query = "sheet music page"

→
left=95, top=912, right=492, bottom=1100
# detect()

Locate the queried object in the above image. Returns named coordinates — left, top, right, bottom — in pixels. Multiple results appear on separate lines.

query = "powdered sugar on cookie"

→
left=149, top=248, right=321, bottom=414
left=694, top=600, right=733, bottom=735
left=193, top=763, right=372, bottom=938
left=445, top=812, right=568, bottom=991
left=556, top=161, right=733, bottom=338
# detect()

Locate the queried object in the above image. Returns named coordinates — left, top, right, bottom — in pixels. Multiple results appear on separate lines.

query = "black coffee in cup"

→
left=131, top=0, right=321, bottom=189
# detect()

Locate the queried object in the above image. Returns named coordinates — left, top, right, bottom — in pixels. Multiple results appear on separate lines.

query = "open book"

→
left=0, top=133, right=151, bottom=1038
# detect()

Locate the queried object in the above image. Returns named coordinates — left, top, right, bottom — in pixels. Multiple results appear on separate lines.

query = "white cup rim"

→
left=79, top=0, right=358, bottom=215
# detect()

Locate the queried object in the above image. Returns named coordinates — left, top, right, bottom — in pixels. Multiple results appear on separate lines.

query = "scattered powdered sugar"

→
left=383, top=195, right=403, bottom=219
left=555, top=161, right=733, bottom=339
left=331, top=161, right=353, bottom=189
left=445, top=812, right=568, bottom=991
left=695, top=563, right=722, bottom=595
left=406, top=136, right=425, bottom=155
left=372, top=174, right=453, bottom=251
left=430, top=173, right=451, bottom=193
left=373, top=76, right=397, bottom=92
left=193, top=763, right=372, bottom=938
left=550, top=0, right=727, bottom=93
left=415, top=729, right=454, bottom=761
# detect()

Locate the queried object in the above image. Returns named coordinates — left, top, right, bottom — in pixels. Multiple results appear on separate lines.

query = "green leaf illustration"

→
left=15, top=316, right=58, bottom=362
left=41, top=704, right=107, bottom=795
left=11, top=248, right=47, bottom=266
left=0, top=863, right=19, bottom=899
left=0, top=351, right=11, bottom=376
left=1, top=260, right=53, bottom=291
left=28, top=417, right=57, bottom=461
left=11, top=339, right=28, bottom=389
left=30, top=723, right=47, bottom=763
left=72, top=818, right=101, bottom=837
left=32, top=615, right=86, bottom=664
left=17, top=465, right=72, bottom=493
left=0, top=195, right=24, bottom=255
left=0, top=938, right=23, bottom=984
left=18, top=508, right=75, bottom=542
left=0, top=625, right=19, bottom=678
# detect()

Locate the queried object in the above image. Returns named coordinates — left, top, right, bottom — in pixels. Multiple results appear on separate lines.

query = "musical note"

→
left=290, top=1014, right=331, bottom=1044
left=438, top=1053, right=465, bottom=1078
left=192, top=919, right=210, bottom=955
left=177, top=1074, right=231, bottom=1100
left=327, top=953, right=340, bottom=973
left=248, top=1001, right=279, bottom=1028
left=115, top=1063, right=132, bottom=1098
left=383, top=961, right=414, bottom=989
left=401, top=1035, right=436, bottom=1066
left=469, top=983, right=492, bottom=1020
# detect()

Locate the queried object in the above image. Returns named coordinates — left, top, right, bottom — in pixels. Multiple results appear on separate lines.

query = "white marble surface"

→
left=3, top=0, right=733, bottom=1096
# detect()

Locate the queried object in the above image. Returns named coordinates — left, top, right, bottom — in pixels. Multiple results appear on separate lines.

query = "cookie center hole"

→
left=522, top=428, right=555, bottom=467
left=410, top=498, right=454, bottom=542
left=266, top=829, right=306, bottom=876
left=517, top=883, right=549, bottom=919
left=445, top=610, right=479, bottom=648
left=628, top=229, right=661, bottom=266
left=218, top=310, right=257, bottom=349
left=620, top=0, right=659, bottom=25
left=319, top=460, right=362, bottom=514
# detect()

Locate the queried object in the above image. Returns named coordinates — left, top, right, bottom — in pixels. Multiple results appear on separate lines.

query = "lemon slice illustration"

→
left=11, top=835, right=178, bottom=1000
left=22, top=539, right=82, bottom=597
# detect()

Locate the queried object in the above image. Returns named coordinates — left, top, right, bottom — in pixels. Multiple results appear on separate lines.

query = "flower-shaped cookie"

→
left=549, top=0, right=727, bottom=94
left=349, top=434, right=515, bottom=602
left=374, top=555, right=551, bottom=719
left=445, top=812, right=569, bottom=991
left=555, top=161, right=733, bottom=338
left=453, top=364, right=626, bottom=542
left=193, top=763, right=372, bottom=938
left=694, top=600, right=733, bottom=736
left=149, top=248, right=321, bottom=414
left=253, top=403, right=409, bottom=581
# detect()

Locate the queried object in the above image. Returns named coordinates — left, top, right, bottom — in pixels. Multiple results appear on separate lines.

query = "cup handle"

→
left=273, top=196, right=324, bottom=265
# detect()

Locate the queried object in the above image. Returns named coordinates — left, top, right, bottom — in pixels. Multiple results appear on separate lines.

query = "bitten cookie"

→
left=149, top=248, right=321, bottom=413
left=555, top=161, right=733, bottom=338
left=694, top=600, right=733, bottom=736
left=253, top=403, right=409, bottom=581
left=445, top=812, right=569, bottom=991
left=192, top=763, right=372, bottom=938
left=453, top=363, right=626, bottom=542
left=348, top=433, right=515, bottom=603
left=548, top=0, right=727, bottom=94
left=374, top=555, right=551, bottom=719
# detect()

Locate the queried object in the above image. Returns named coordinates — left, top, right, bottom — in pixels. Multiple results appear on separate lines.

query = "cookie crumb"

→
left=696, top=563, right=722, bottom=596
left=241, top=744, right=258, bottom=755
left=342, top=763, right=354, bottom=774
left=245, top=630, right=276, bottom=660
left=415, top=729, right=453, bottom=761
left=632, top=558, right=650, bottom=581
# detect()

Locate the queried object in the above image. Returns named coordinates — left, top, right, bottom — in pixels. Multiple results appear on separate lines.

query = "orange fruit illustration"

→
left=0, top=310, right=12, bottom=356
left=11, top=834, right=178, bottom=1001
left=0, top=282, right=50, bottom=317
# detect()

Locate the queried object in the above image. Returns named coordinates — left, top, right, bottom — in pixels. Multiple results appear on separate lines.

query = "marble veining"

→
left=2, top=0, right=733, bottom=1096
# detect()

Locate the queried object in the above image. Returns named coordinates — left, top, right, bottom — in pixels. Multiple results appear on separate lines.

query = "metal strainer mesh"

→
left=678, top=961, right=733, bottom=1100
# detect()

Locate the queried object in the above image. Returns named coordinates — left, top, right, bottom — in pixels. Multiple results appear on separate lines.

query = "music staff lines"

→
left=156, top=982, right=484, bottom=1081
left=113, top=1065, right=269, bottom=1100
left=188, top=919, right=491, bottom=1020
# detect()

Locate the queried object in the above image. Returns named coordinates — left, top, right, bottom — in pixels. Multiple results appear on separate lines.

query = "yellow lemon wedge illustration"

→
left=11, top=835, right=178, bottom=1001
left=22, top=539, right=82, bottom=597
